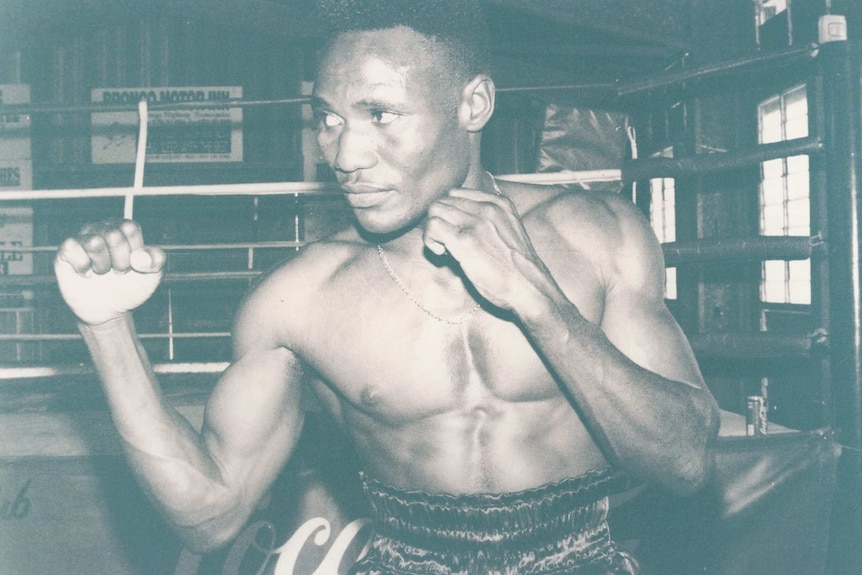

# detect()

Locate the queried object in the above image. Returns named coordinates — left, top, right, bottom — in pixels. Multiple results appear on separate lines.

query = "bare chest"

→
left=299, top=257, right=603, bottom=424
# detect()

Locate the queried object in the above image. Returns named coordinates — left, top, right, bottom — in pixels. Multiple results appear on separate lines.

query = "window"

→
left=758, top=84, right=810, bottom=304
left=649, top=148, right=677, bottom=300
left=756, top=0, right=788, bottom=27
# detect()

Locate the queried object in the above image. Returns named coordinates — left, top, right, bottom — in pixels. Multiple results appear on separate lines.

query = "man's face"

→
left=312, top=26, right=471, bottom=236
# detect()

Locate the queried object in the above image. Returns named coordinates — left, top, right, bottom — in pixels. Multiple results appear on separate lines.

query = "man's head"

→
left=312, top=0, right=496, bottom=237
left=317, top=0, right=492, bottom=88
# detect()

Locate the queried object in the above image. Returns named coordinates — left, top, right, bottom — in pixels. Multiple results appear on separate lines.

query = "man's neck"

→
left=367, top=164, right=495, bottom=257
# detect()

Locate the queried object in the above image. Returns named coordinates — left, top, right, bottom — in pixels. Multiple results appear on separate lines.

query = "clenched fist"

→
left=423, top=187, right=550, bottom=313
left=54, top=219, right=166, bottom=326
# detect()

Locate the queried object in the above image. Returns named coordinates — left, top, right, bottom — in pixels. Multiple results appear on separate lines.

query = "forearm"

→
left=79, top=315, right=241, bottom=546
left=513, top=257, right=719, bottom=495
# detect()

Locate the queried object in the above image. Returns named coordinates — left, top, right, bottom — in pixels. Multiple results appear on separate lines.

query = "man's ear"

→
left=458, top=75, right=495, bottom=132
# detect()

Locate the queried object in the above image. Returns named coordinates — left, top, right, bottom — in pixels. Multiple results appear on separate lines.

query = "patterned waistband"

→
left=360, top=467, right=623, bottom=551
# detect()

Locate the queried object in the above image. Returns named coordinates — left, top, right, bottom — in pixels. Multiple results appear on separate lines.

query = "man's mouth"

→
left=342, top=184, right=392, bottom=208
left=343, top=182, right=389, bottom=192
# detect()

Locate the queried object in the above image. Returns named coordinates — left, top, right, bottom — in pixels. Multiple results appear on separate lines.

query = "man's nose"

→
left=334, top=127, right=376, bottom=173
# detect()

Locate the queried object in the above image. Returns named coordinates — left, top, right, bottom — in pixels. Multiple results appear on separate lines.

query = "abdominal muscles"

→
left=348, top=394, right=607, bottom=495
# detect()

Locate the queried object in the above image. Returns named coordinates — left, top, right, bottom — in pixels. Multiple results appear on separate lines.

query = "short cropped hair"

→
left=316, top=0, right=492, bottom=81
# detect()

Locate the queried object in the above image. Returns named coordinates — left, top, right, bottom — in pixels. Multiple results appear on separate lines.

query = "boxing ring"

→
left=0, top=41, right=856, bottom=575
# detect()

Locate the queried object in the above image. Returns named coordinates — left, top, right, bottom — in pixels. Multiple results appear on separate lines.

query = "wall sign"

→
left=0, top=206, right=33, bottom=276
left=0, top=84, right=32, bottom=194
left=91, top=86, right=243, bottom=164
left=0, top=85, right=33, bottom=275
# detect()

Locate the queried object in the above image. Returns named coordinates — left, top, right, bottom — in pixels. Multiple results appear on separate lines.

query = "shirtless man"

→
left=54, top=1, right=719, bottom=573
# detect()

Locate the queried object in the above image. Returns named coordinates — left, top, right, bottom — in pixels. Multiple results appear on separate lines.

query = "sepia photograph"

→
left=0, top=1, right=859, bottom=573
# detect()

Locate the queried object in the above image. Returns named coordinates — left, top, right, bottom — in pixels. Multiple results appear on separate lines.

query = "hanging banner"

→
left=91, top=86, right=243, bottom=164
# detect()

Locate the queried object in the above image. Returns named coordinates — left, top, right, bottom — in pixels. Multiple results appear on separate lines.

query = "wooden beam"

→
left=496, top=42, right=674, bottom=60
left=0, top=0, right=324, bottom=40
left=151, top=0, right=324, bottom=39
left=487, top=0, right=691, bottom=50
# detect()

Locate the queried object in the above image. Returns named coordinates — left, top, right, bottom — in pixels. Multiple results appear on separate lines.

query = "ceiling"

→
left=486, top=0, right=690, bottom=84
left=0, top=0, right=694, bottom=90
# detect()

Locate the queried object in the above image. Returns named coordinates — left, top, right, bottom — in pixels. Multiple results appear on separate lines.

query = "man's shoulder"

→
left=252, top=228, right=367, bottom=298
left=511, top=184, right=663, bottom=295
left=549, top=189, right=665, bottom=293
left=514, top=184, right=647, bottom=249
left=236, top=228, right=368, bottom=327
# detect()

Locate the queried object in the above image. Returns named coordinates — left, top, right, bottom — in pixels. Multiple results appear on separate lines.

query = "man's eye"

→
left=317, top=112, right=343, bottom=129
left=371, top=111, right=399, bottom=125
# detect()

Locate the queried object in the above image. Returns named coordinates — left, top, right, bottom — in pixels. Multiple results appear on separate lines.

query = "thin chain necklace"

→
left=376, top=172, right=502, bottom=326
